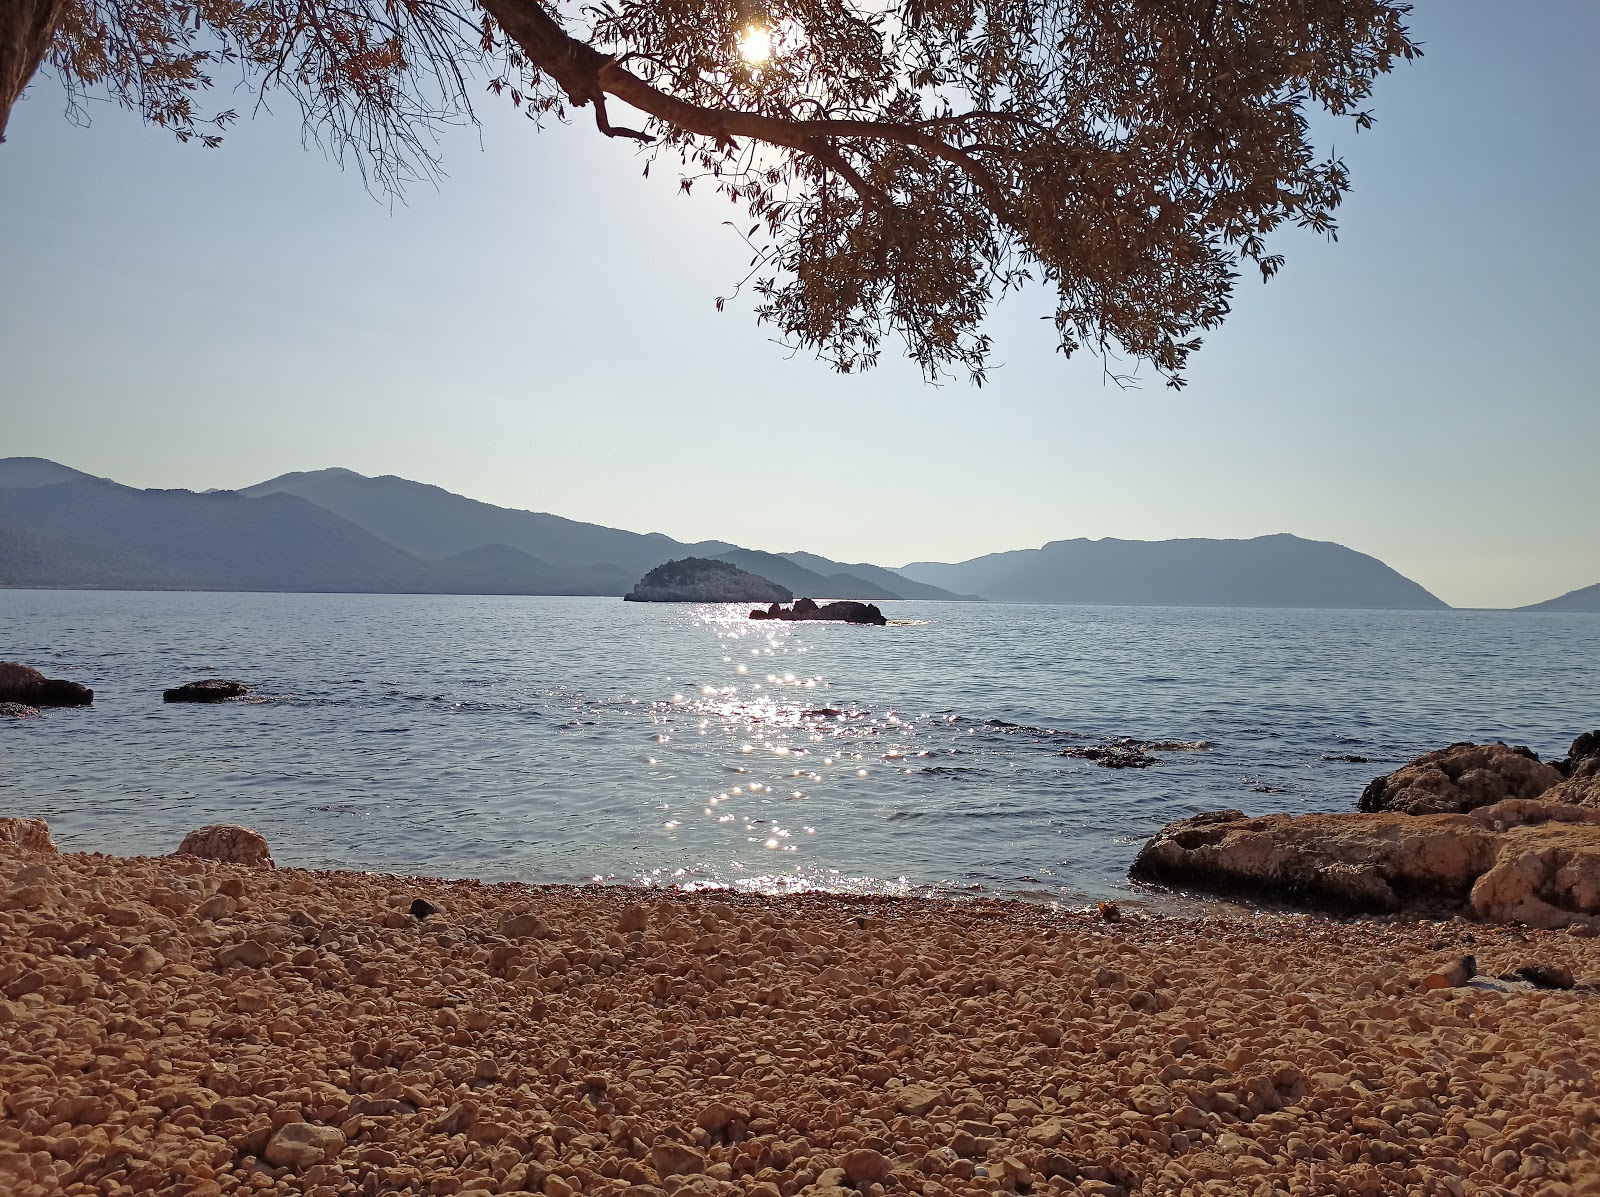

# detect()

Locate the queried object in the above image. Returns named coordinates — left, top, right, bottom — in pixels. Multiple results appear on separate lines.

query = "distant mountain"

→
left=780, top=552, right=978, bottom=601
left=0, top=458, right=101, bottom=488
left=0, top=479, right=456, bottom=592
left=710, top=549, right=902, bottom=600
left=437, top=544, right=633, bottom=596
left=241, top=468, right=734, bottom=579
left=1518, top=583, right=1600, bottom=612
left=900, top=534, right=1448, bottom=609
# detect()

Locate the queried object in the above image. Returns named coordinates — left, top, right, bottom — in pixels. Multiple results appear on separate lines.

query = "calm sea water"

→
left=3, top=591, right=1597, bottom=903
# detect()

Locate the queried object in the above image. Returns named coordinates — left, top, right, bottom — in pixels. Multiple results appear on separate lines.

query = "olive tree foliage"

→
left=2, top=0, right=1419, bottom=383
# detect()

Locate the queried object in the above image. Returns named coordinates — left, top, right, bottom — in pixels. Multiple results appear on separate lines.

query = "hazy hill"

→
left=710, top=549, right=902, bottom=600
left=1518, top=583, right=1600, bottom=612
left=780, top=552, right=979, bottom=601
left=0, top=458, right=101, bottom=488
left=437, top=544, right=634, bottom=595
left=900, top=534, right=1448, bottom=609
left=241, top=468, right=735, bottom=578
left=0, top=479, right=454, bottom=592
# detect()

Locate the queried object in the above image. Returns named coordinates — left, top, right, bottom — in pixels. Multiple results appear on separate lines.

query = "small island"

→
left=750, top=597, right=888, bottom=626
left=623, top=557, right=793, bottom=603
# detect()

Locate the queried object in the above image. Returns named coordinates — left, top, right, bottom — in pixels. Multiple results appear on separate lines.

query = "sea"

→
left=3, top=591, right=1597, bottom=905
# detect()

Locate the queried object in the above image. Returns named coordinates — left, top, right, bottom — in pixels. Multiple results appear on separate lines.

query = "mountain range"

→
left=1517, top=584, right=1600, bottom=613
left=4, top=456, right=1584, bottom=609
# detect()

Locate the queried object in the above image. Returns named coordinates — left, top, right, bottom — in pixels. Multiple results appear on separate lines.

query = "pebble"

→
left=0, top=833, right=1597, bottom=1197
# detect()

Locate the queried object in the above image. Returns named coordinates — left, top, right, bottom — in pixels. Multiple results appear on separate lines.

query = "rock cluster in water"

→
left=1135, top=729, right=1600, bottom=928
left=625, top=559, right=793, bottom=605
left=3, top=820, right=1599, bottom=1197
left=165, top=680, right=252, bottom=704
left=0, top=661, right=93, bottom=707
left=749, top=599, right=887, bottom=626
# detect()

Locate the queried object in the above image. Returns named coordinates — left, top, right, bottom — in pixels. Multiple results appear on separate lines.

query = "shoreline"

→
left=4, top=839, right=1599, bottom=1197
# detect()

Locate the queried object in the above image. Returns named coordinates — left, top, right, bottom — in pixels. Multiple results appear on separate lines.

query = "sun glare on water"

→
left=738, top=23, right=773, bottom=65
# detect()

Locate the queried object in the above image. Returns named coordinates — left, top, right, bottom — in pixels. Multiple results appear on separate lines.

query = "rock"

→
left=0, top=818, right=57, bottom=854
left=264, top=1122, right=345, bottom=1168
left=1510, top=963, right=1575, bottom=990
left=0, top=661, right=93, bottom=707
left=432, top=1100, right=477, bottom=1136
left=1554, top=729, right=1600, bottom=775
left=1358, top=741, right=1562, bottom=815
left=1058, top=744, right=1159, bottom=769
left=1130, top=800, right=1600, bottom=927
left=695, top=1102, right=747, bottom=1137
left=163, top=679, right=249, bottom=703
left=216, top=940, right=271, bottom=969
left=842, top=1148, right=892, bottom=1186
left=500, top=911, right=550, bottom=939
left=747, top=599, right=888, bottom=626
left=0, top=702, right=39, bottom=719
left=895, top=1084, right=946, bottom=1117
left=1097, top=901, right=1122, bottom=923
left=410, top=898, right=442, bottom=920
left=618, top=904, right=650, bottom=933
left=625, top=558, right=792, bottom=604
left=649, top=1140, right=706, bottom=1176
left=176, top=824, right=274, bottom=867
left=1423, top=955, right=1476, bottom=989
left=1544, top=757, right=1600, bottom=809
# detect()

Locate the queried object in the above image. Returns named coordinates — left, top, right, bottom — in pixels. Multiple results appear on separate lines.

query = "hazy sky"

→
left=2, top=0, right=1596, bottom=609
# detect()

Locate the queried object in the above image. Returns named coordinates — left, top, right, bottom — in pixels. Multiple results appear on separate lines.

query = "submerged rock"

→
left=625, top=557, right=792, bottom=603
left=749, top=598, right=888, bottom=625
left=0, top=661, right=93, bottom=707
left=1358, top=741, right=1563, bottom=815
left=1130, top=799, right=1600, bottom=928
left=163, top=678, right=250, bottom=703
left=0, top=702, right=40, bottom=719
left=0, top=817, right=57, bottom=854
left=175, top=823, right=274, bottom=867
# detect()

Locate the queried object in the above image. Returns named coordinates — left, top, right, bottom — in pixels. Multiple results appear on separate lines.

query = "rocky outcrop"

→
left=624, top=558, right=792, bottom=604
left=0, top=661, right=93, bottom=707
left=0, top=817, right=57, bottom=853
left=1546, top=758, right=1600, bottom=809
left=749, top=597, right=888, bottom=625
left=1556, top=729, right=1600, bottom=775
left=163, top=679, right=249, bottom=703
left=1130, top=800, right=1600, bottom=929
left=175, top=824, right=274, bottom=867
left=1358, top=741, right=1562, bottom=815
left=0, top=702, right=39, bottom=719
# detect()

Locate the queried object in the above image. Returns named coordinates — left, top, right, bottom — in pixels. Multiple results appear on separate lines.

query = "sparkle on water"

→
left=3, top=591, right=1597, bottom=907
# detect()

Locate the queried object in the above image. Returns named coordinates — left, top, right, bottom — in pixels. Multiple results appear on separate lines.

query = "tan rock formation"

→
left=1545, top=757, right=1600, bottom=809
left=175, top=823, right=274, bottom=867
left=1358, top=741, right=1562, bottom=815
left=0, top=817, right=56, bottom=854
left=1131, top=799, right=1600, bottom=928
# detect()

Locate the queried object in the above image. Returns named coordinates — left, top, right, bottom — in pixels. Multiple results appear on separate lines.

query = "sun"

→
left=737, top=23, right=773, bottom=65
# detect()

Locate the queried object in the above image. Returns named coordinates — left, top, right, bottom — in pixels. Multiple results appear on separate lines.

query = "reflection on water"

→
left=3, top=591, right=1597, bottom=904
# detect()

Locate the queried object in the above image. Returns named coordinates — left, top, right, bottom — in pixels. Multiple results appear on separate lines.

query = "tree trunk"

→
left=0, top=0, right=69, bottom=143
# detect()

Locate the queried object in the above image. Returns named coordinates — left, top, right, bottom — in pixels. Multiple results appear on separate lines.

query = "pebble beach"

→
left=4, top=838, right=1599, bottom=1197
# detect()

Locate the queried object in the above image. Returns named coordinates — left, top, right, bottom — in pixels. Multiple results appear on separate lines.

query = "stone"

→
left=264, top=1122, right=345, bottom=1168
left=895, top=1085, right=946, bottom=1117
left=1511, top=963, right=1575, bottom=989
left=0, top=818, right=57, bottom=854
left=500, top=911, right=550, bottom=939
left=216, top=940, right=271, bottom=969
left=0, top=661, right=93, bottom=707
left=842, top=1148, right=892, bottom=1186
left=1359, top=742, right=1562, bottom=815
left=1130, top=800, right=1600, bottom=927
left=432, top=1101, right=477, bottom=1136
left=410, top=898, right=442, bottom=920
left=618, top=904, right=650, bottom=933
left=649, top=1140, right=706, bottom=1177
left=176, top=824, right=274, bottom=867
left=0, top=702, right=39, bottom=719
left=163, top=679, right=250, bottom=703
left=1423, top=956, right=1476, bottom=989
left=1544, top=757, right=1600, bottom=809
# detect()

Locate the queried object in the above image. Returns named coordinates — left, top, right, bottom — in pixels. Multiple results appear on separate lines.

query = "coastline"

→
left=4, top=842, right=1598, bottom=1197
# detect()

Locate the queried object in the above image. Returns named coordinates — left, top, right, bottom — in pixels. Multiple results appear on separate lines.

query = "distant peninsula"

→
left=1518, top=583, right=1600, bottom=613
left=624, top=558, right=793, bottom=604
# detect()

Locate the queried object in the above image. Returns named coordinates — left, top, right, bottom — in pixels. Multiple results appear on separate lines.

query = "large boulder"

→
left=0, top=817, right=57, bottom=854
left=1357, top=741, right=1562, bottom=815
left=1555, top=728, right=1600, bottom=775
left=164, top=679, right=249, bottom=703
left=0, top=662, right=93, bottom=707
left=1130, top=800, right=1600, bottom=929
left=176, top=824, right=275, bottom=867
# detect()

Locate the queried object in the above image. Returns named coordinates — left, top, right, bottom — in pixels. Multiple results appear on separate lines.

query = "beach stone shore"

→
left=3, top=837, right=1599, bottom=1197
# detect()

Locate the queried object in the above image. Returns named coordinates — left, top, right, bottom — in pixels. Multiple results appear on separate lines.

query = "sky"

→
left=1, top=0, right=1596, bottom=610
